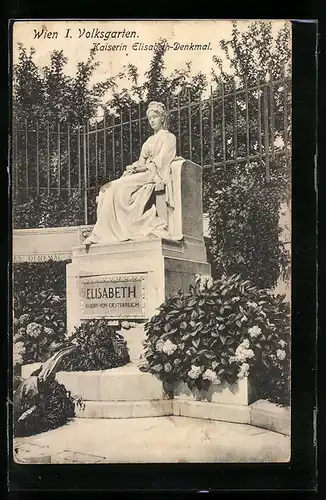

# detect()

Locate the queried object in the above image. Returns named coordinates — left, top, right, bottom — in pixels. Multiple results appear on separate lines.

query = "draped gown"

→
left=87, top=128, right=177, bottom=243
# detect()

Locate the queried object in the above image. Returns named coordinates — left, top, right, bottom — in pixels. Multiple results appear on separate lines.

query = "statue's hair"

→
left=146, top=101, right=169, bottom=129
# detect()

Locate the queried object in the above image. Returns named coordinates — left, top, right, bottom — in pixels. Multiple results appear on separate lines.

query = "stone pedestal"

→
left=66, top=159, right=210, bottom=355
left=66, top=236, right=210, bottom=339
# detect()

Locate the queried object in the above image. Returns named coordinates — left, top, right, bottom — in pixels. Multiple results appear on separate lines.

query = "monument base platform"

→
left=55, top=362, right=252, bottom=425
left=66, top=237, right=211, bottom=359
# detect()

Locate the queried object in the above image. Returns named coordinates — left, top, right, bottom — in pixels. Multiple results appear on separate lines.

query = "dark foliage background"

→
left=62, top=320, right=130, bottom=371
left=13, top=260, right=69, bottom=362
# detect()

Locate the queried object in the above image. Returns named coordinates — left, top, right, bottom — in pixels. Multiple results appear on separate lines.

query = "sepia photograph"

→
left=12, top=19, right=292, bottom=464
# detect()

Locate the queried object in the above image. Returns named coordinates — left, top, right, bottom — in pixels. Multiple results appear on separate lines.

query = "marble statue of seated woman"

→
left=84, top=101, right=177, bottom=245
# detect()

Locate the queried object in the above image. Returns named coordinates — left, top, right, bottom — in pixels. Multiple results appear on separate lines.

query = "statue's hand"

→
left=125, top=164, right=137, bottom=175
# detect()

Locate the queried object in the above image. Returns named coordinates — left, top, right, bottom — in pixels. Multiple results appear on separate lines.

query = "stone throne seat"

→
left=154, top=156, right=204, bottom=242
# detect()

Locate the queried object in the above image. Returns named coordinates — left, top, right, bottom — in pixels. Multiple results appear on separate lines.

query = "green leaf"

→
left=188, top=298, right=198, bottom=308
left=204, top=352, right=215, bottom=359
left=220, top=336, right=226, bottom=345
left=192, top=339, right=200, bottom=348
left=191, top=310, right=198, bottom=320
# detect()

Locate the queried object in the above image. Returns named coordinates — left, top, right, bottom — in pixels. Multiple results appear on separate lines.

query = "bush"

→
left=208, top=161, right=290, bottom=289
left=61, top=320, right=130, bottom=371
left=13, top=260, right=69, bottom=363
left=13, top=191, right=97, bottom=229
left=140, top=274, right=290, bottom=406
left=14, top=377, right=83, bottom=437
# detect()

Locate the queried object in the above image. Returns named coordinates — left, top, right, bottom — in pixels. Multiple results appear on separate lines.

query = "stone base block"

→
left=174, top=378, right=251, bottom=406
left=250, top=400, right=291, bottom=436
left=76, top=399, right=173, bottom=419
left=56, top=363, right=166, bottom=401
left=173, top=400, right=251, bottom=424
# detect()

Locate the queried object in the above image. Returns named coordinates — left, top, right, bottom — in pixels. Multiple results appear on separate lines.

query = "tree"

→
left=207, top=20, right=291, bottom=289
left=13, top=44, right=116, bottom=128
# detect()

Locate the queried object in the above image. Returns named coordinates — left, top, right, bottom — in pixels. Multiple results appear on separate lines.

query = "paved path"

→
left=13, top=416, right=290, bottom=463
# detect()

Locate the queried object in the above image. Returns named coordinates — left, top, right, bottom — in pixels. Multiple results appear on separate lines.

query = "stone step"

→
left=56, top=363, right=166, bottom=401
left=76, top=400, right=173, bottom=419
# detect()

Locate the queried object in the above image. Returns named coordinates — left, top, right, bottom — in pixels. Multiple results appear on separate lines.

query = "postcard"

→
left=12, top=19, right=291, bottom=464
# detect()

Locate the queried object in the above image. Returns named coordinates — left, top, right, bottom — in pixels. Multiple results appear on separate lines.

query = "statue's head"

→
left=146, top=101, right=169, bottom=131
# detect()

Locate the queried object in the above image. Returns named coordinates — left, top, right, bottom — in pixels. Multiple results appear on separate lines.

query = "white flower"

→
left=138, top=356, right=149, bottom=369
left=164, top=362, right=172, bottom=372
left=26, top=322, right=42, bottom=338
left=242, top=339, right=250, bottom=349
left=232, top=296, right=240, bottom=303
left=188, top=365, right=202, bottom=379
left=233, top=340, right=254, bottom=363
left=156, top=340, right=165, bottom=352
left=196, top=274, right=213, bottom=291
left=244, top=349, right=254, bottom=359
left=44, top=327, right=54, bottom=336
left=276, top=349, right=286, bottom=361
left=235, top=352, right=247, bottom=363
left=248, top=325, right=261, bottom=338
left=278, top=340, right=287, bottom=348
left=162, top=339, right=177, bottom=355
left=52, top=295, right=61, bottom=303
left=18, top=314, right=30, bottom=325
left=237, top=362, right=250, bottom=379
left=202, top=369, right=218, bottom=382
left=13, top=341, right=25, bottom=365
left=206, top=276, right=214, bottom=289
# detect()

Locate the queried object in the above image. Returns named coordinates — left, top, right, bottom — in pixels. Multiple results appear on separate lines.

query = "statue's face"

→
left=148, top=110, right=163, bottom=131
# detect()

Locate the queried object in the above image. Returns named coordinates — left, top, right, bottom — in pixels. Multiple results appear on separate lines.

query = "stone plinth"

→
left=56, top=364, right=167, bottom=402
left=66, top=237, right=210, bottom=337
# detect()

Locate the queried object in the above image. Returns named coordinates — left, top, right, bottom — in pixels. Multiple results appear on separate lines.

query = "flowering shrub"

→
left=140, top=274, right=290, bottom=405
left=61, top=320, right=130, bottom=371
left=13, top=260, right=69, bottom=362
left=13, top=314, right=61, bottom=364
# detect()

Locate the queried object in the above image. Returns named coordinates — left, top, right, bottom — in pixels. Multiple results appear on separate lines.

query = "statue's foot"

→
left=151, top=228, right=171, bottom=239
